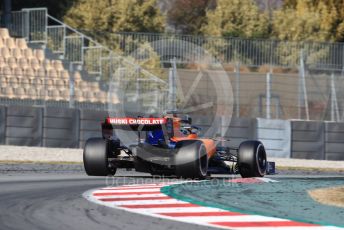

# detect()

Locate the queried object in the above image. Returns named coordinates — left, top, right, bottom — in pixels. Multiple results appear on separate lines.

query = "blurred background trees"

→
left=9, top=0, right=344, bottom=42
left=61, top=0, right=165, bottom=51
left=166, top=0, right=214, bottom=34
left=11, top=0, right=73, bottom=19
left=64, top=0, right=165, bottom=33
left=201, top=0, right=269, bottom=38
left=273, top=0, right=343, bottom=42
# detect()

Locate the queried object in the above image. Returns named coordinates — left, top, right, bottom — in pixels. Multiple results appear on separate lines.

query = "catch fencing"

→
left=1, top=67, right=344, bottom=121
left=116, top=32, right=344, bottom=71
left=1, top=8, right=344, bottom=122
left=3, top=8, right=344, bottom=70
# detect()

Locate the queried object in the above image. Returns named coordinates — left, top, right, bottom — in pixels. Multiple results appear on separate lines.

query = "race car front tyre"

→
left=175, top=140, right=208, bottom=180
left=238, top=140, right=267, bottom=178
left=83, top=138, right=116, bottom=176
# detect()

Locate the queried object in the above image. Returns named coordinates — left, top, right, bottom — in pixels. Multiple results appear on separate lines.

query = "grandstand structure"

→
left=0, top=8, right=167, bottom=112
left=0, top=27, right=109, bottom=106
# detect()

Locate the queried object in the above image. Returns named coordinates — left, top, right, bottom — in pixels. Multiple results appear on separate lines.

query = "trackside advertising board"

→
left=106, top=118, right=167, bottom=125
left=104, top=118, right=167, bottom=131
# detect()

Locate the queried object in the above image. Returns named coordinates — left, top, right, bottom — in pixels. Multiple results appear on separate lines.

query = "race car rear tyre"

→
left=175, top=140, right=208, bottom=180
left=238, top=140, right=267, bottom=178
left=83, top=138, right=116, bottom=176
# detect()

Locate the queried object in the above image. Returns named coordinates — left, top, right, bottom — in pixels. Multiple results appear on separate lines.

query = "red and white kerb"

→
left=83, top=180, right=341, bottom=230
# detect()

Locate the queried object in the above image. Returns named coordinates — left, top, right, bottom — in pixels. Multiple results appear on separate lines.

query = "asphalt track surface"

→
left=0, top=163, right=343, bottom=230
left=0, top=165, right=212, bottom=230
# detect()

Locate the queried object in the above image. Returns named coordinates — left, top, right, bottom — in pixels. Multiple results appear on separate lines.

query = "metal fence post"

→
left=1, top=0, right=12, bottom=28
left=168, top=67, right=177, bottom=111
left=136, top=67, right=141, bottom=100
left=298, top=52, right=302, bottom=119
left=220, top=115, right=226, bottom=147
left=235, top=62, right=240, bottom=117
left=331, top=73, right=335, bottom=121
left=136, top=67, right=141, bottom=112
left=330, top=73, right=339, bottom=121
left=109, top=53, right=113, bottom=82
left=62, top=25, right=66, bottom=59
left=266, top=72, right=271, bottom=119
left=44, top=8, right=48, bottom=45
left=69, top=63, right=75, bottom=108
left=23, top=9, right=30, bottom=41
left=299, top=50, right=309, bottom=120
left=81, top=35, right=85, bottom=64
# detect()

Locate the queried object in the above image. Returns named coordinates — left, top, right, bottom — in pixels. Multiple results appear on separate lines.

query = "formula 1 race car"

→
left=83, top=113, right=274, bottom=179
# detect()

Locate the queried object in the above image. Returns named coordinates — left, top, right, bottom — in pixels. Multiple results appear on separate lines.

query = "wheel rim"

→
left=256, top=144, right=267, bottom=176
left=199, top=145, right=208, bottom=177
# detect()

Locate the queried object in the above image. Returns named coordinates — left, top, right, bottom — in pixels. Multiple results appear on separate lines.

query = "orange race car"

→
left=83, top=112, right=275, bottom=179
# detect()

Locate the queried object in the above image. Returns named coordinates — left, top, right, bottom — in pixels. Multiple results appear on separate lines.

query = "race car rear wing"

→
left=102, top=117, right=167, bottom=138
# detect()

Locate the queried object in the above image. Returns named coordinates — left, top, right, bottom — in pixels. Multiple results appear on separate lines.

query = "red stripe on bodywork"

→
left=159, top=211, right=245, bottom=217
left=211, top=221, right=318, bottom=228
left=120, top=203, right=199, bottom=209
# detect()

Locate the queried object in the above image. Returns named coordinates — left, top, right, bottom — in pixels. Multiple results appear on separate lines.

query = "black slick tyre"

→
left=83, top=138, right=116, bottom=176
left=238, top=140, right=267, bottom=178
left=175, top=140, right=208, bottom=179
